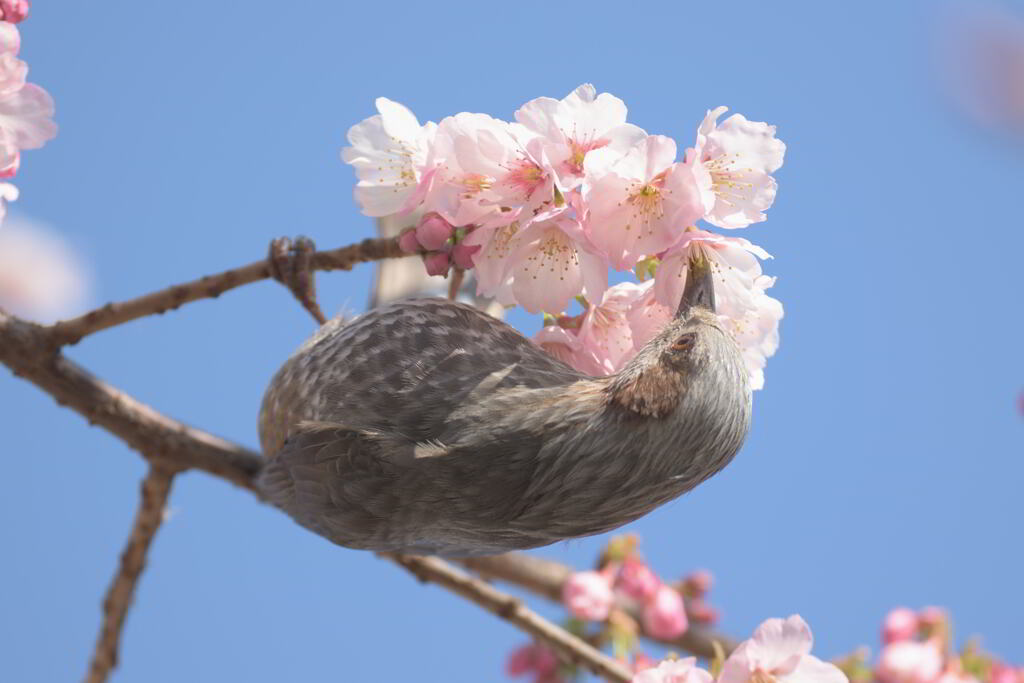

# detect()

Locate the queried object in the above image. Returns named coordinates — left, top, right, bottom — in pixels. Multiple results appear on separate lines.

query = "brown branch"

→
left=0, top=311, right=262, bottom=491
left=85, top=465, right=177, bottom=683
left=49, top=236, right=404, bottom=345
left=385, top=554, right=633, bottom=683
left=461, top=553, right=738, bottom=660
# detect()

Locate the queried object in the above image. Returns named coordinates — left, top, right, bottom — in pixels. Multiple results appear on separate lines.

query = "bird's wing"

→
left=311, top=298, right=587, bottom=442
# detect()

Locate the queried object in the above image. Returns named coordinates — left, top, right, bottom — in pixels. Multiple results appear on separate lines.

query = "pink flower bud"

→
left=506, top=642, right=559, bottom=678
left=617, top=558, right=661, bottom=602
left=562, top=570, right=614, bottom=621
left=681, top=569, right=713, bottom=598
left=642, top=585, right=688, bottom=640
left=876, top=640, right=943, bottom=683
left=0, top=0, right=29, bottom=23
left=397, top=228, right=420, bottom=254
left=918, top=606, right=946, bottom=628
left=988, top=663, right=1020, bottom=683
left=423, top=251, right=450, bottom=277
left=451, top=243, right=480, bottom=270
left=415, top=212, right=455, bottom=251
left=687, top=600, right=719, bottom=625
left=882, top=607, right=919, bottom=644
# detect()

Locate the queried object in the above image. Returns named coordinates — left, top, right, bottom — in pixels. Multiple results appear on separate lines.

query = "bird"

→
left=257, top=252, right=752, bottom=557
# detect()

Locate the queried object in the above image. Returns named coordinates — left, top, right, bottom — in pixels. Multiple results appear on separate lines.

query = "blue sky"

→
left=1, top=1, right=1021, bottom=681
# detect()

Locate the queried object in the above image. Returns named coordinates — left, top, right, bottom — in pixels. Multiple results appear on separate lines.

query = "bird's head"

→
left=606, top=251, right=749, bottom=419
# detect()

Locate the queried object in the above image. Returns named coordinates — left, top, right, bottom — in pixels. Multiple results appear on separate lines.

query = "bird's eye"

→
left=672, top=333, right=696, bottom=351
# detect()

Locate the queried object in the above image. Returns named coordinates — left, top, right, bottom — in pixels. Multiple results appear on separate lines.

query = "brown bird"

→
left=257, top=253, right=751, bottom=557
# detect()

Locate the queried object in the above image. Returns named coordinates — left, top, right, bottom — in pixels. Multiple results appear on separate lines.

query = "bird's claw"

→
left=268, top=236, right=328, bottom=325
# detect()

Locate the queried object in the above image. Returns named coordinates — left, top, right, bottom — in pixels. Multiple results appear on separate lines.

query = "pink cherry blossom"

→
left=506, top=641, right=562, bottom=682
left=633, top=657, right=713, bottom=683
left=875, top=640, right=944, bottom=683
left=422, top=112, right=559, bottom=228
left=625, top=281, right=674, bottom=350
left=507, top=214, right=607, bottom=314
left=691, top=106, right=785, bottom=229
left=988, top=663, right=1022, bottom=683
left=653, top=229, right=771, bottom=320
left=561, top=570, right=614, bottom=621
left=533, top=324, right=603, bottom=374
left=0, top=0, right=30, bottom=24
left=0, top=21, right=20, bottom=55
left=451, top=242, right=479, bottom=270
left=642, top=584, right=688, bottom=640
left=584, top=135, right=706, bottom=269
left=576, top=281, right=653, bottom=374
left=616, top=558, right=662, bottom=602
left=342, top=98, right=437, bottom=217
left=719, top=615, right=847, bottom=683
left=883, top=608, right=920, bottom=644
left=515, top=83, right=647, bottom=186
left=462, top=220, right=522, bottom=305
left=0, top=215, right=91, bottom=323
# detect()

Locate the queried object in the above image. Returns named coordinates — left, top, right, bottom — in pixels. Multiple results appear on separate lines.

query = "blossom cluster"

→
left=839, top=607, right=1024, bottom=683
left=0, top=5, right=56, bottom=219
left=342, top=85, right=785, bottom=389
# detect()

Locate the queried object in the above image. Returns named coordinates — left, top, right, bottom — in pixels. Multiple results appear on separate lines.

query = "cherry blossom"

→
left=719, top=282, right=784, bottom=391
left=0, top=0, right=29, bottom=24
left=506, top=213, right=607, bottom=314
left=883, top=608, right=920, bottom=644
left=342, top=98, right=437, bottom=217
left=506, top=642, right=563, bottom=683
left=616, top=558, right=662, bottom=603
left=421, top=112, right=559, bottom=228
left=691, top=106, right=785, bottom=229
left=875, top=640, right=944, bottom=683
left=584, top=135, right=707, bottom=269
left=653, top=228, right=772, bottom=319
left=641, top=584, right=688, bottom=640
left=561, top=570, right=614, bottom=621
left=515, top=83, right=646, bottom=186
left=719, top=615, right=847, bottom=683
left=632, top=657, right=713, bottom=683
left=0, top=215, right=91, bottom=323
left=0, top=22, right=55, bottom=167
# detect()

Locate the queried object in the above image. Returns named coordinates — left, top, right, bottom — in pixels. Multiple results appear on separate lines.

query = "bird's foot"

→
left=268, top=236, right=327, bottom=325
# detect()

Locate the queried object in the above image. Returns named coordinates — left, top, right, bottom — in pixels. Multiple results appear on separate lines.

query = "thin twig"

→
left=447, top=267, right=465, bottom=300
left=49, top=236, right=404, bottom=345
left=461, top=553, right=738, bottom=659
left=0, top=311, right=262, bottom=490
left=384, top=554, right=633, bottom=683
left=84, top=465, right=177, bottom=683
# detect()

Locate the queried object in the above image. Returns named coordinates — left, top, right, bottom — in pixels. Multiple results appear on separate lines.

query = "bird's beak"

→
left=674, top=251, right=716, bottom=318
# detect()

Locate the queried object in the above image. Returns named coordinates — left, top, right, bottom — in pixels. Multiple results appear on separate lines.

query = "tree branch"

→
left=85, top=465, right=177, bottom=683
left=0, top=310, right=262, bottom=491
left=48, top=236, right=404, bottom=345
left=385, top=554, right=634, bottom=682
left=461, top=554, right=738, bottom=659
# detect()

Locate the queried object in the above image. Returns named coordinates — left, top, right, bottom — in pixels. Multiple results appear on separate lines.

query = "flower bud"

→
left=415, top=212, right=455, bottom=251
left=451, top=243, right=480, bottom=270
left=617, top=558, right=661, bottom=602
left=0, top=0, right=29, bottom=23
left=562, top=570, right=614, bottom=621
left=876, top=640, right=943, bottom=683
left=423, top=251, right=450, bottom=277
left=681, top=569, right=713, bottom=599
left=397, top=228, right=420, bottom=254
left=642, top=585, right=688, bottom=639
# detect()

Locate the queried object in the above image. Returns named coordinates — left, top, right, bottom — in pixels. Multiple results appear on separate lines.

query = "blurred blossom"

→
left=641, top=584, right=688, bottom=640
left=940, top=2, right=1024, bottom=135
left=616, top=557, right=662, bottom=602
left=506, top=641, right=562, bottom=683
left=0, top=215, right=91, bottom=322
left=632, top=657, right=713, bottom=683
left=561, top=569, right=614, bottom=621
left=883, top=607, right=920, bottom=644
left=876, top=640, right=944, bottom=683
